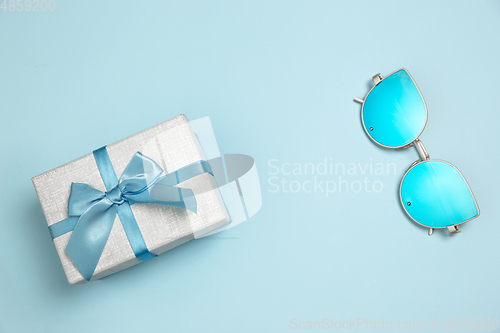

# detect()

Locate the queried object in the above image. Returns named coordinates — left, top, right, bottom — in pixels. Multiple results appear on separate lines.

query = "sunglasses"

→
left=354, top=68, right=479, bottom=235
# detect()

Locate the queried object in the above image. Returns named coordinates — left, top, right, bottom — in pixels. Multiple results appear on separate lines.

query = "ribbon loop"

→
left=68, top=183, right=106, bottom=216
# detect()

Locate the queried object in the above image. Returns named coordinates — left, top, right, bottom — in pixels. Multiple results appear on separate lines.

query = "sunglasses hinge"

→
left=447, top=225, right=461, bottom=235
left=372, top=73, right=383, bottom=85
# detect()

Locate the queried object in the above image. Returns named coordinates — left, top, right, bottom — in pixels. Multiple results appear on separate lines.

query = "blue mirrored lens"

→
left=400, top=160, right=479, bottom=228
left=362, top=69, right=427, bottom=147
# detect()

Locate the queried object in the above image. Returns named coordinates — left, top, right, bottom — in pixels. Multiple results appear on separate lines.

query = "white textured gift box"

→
left=32, top=114, right=230, bottom=284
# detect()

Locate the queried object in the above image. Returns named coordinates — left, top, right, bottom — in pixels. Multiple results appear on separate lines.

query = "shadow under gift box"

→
left=32, top=114, right=230, bottom=284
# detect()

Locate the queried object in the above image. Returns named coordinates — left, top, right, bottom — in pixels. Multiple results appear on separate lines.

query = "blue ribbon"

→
left=48, top=146, right=213, bottom=281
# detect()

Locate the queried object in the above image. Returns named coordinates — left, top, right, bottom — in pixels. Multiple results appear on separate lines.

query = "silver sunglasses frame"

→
left=354, top=69, right=480, bottom=235
left=399, top=159, right=480, bottom=235
left=357, top=68, right=428, bottom=149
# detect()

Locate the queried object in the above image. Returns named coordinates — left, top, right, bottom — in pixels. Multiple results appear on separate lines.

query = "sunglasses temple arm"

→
left=354, top=73, right=384, bottom=104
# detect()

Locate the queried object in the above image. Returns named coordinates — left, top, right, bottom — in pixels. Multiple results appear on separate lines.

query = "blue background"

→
left=1, top=1, right=499, bottom=332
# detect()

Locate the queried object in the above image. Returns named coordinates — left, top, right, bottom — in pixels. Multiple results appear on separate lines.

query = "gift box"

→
left=32, top=114, right=230, bottom=284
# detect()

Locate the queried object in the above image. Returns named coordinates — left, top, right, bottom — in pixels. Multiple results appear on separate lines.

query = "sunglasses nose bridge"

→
left=414, top=139, right=430, bottom=160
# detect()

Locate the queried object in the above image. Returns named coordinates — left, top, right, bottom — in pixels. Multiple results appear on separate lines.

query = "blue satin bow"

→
left=48, top=147, right=213, bottom=281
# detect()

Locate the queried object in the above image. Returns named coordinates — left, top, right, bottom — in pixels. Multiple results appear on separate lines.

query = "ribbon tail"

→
left=181, top=188, right=197, bottom=213
left=159, top=160, right=213, bottom=186
left=134, top=184, right=197, bottom=213
left=65, top=200, right=118, bottom=281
